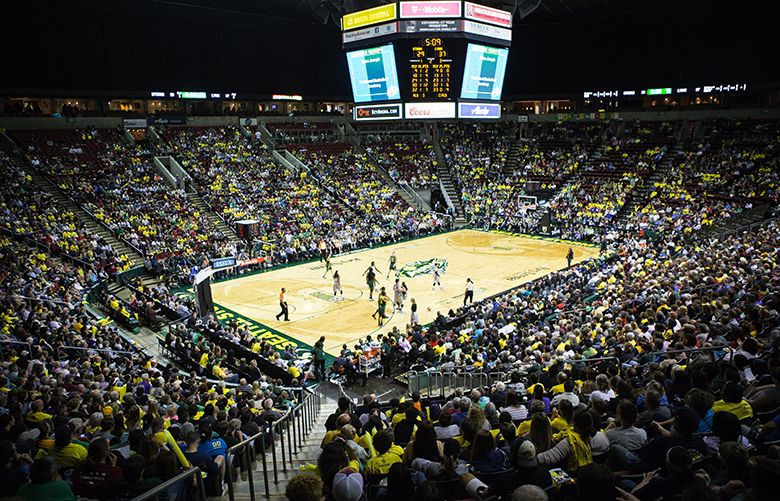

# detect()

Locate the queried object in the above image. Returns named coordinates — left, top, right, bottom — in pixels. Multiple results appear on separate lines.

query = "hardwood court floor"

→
left=210, top=230, right=599, bottom=355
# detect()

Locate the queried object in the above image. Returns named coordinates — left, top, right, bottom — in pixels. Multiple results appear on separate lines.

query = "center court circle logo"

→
left=398, top=258, right=448, bottom=278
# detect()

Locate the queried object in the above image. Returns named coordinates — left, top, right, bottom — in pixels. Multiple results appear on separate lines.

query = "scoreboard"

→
left=408, top=38, right=453, bottom=100
left=343, top=1, right=512, bottom=120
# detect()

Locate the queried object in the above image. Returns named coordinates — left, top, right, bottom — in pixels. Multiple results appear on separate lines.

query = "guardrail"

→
left=129, top=466, right=206, bottom=501
left=224, top=385, right=322, bottom=500
left=408, top=347, right=734, bottom=398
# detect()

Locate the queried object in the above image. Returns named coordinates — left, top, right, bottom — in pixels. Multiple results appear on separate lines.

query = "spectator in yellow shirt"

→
left=365, top=430, right=402, bottom=475
left=712, top=382, right=754, bottom=421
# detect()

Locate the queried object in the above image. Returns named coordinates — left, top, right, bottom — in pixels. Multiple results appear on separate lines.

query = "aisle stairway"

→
left=228, top=395, right=338, bottom=500
left=357, top=143, right=431, bottom=211
left=614, top=148, right=680, bottom=224
left=26, top=166, right=144, bottom=265
left=431, top=125, right=466, bottom=225
left=185, top=190, right=243, bottom=245
left=503, top=142, right=522, bottom=176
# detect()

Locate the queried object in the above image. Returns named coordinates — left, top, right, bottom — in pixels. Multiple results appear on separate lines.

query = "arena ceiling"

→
left=146, top=0, right=701, bottom=24
left=2, top=0, right=777, bottom=99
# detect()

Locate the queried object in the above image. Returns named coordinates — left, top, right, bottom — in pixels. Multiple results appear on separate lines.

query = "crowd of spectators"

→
left=12, top=129, right=230, bottom=269
left=625, top=119, right=780, bottom=236
left=0, top=152, right=132, bottom=276
left=365, top=138, right=438, bottom=188
left=292, top=217, right=780, bottom=501
left=2, top=118, right=779, bottom=500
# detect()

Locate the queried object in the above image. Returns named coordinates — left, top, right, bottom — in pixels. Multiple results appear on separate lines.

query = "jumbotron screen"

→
left=342, top=1, right=513, bottom=119
left=347, top=38, right=509, bottom=101
left=346, top=45, right=401, bottom=103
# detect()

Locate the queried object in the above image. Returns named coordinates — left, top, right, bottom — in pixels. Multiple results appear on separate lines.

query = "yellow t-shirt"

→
left=551, top=417, right=572, bottom=433
left=712, top=400, right=753, bottom=421
left=51, top=443, right=88, bottom=469
left=26, top=411, right=53, bottom=423
left=365, top=451, right=402, bottom=474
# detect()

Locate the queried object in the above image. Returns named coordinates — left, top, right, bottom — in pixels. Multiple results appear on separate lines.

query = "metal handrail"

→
left=128, top=466, right=205, bottom=501
left=224, top=384, right=321, bottom=500
left=56, top=345, right=137, bottom=359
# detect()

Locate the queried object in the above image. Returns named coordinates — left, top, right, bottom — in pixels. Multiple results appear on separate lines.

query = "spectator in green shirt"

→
left=16, top=458, right=76, bottom=501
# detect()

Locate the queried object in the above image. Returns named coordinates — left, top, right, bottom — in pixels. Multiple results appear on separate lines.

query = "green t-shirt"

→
left=17, top=480, right=76, bottom=501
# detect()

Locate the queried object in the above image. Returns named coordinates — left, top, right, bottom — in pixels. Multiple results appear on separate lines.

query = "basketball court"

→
left=209, top=230, right=599, bottom=355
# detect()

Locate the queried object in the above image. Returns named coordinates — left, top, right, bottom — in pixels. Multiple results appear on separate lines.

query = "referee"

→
left=275, top=287, right=289, bottom=321
left=464, top=278, right=474, bottom=306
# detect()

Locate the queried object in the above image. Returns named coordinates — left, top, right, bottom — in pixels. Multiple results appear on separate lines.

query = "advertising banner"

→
left=458, top=102, right=501, bottom=119
left=343, top=21, right=398, bottom=44
left=399, top=1, right=462, bottom=18
left=401, top=19, right=462, bottom=33
left=463, top=20, right=512, bottom=42
left=342, top=3, right=398, bottom=31
left=354, top=103, right=404, bottom=120
left=148, top=115, right=186, bottom=126
left=404, top=102, right=457, bottom=119
left=122, top=118, right=147, bottom=129
left=464, top=2, right=512, bottom=28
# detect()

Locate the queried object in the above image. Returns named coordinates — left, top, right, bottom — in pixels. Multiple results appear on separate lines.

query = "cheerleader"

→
left=410, top=298, right=419, bottom=325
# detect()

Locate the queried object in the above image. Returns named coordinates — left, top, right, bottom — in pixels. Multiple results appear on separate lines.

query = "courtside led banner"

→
left=342, top=4, right=398, bottom=31
left=354, top=103, right=403, bottom=121
left=458, top=102, right=501, bottom=119
left=404, top=102, right=456, bottom=119
left=464, top=2, right=512, bottom=28
left=399, top=1, right=462, bottom=18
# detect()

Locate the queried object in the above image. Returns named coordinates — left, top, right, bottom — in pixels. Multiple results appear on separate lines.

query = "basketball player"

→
left=322, top=253, right=332, bottom=278
left=387, top=251, right=397, bottom=278
left=393, top=278, right=404, bottom=312
left=363, top=261, right=382, bottom=300
left=464, top=278, right=474, bottom=306
left=410, top=298, right=419, bottom=325
left=431, top=266, right=443, bottom=290
left=332, top=270, right=343, bottom=301
left=373, top=287, right=390, bottom=326
left=275, top=287, right=289, bottom=321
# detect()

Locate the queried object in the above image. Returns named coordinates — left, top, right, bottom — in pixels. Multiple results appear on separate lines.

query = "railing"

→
left=438, top=178, right=458, bottom=217
left=128, top=467, right=206, bottom=501
left=56, top=344, right=137, bottom=360
left=398, top=180, right=431, bottom=211
left=407, top=356, right=630, bottom=398
left=0, top=339, right=33, bottom=361
left=718, top=213, right=778, bottom=240
left=224, top=385, right=322, bottom=500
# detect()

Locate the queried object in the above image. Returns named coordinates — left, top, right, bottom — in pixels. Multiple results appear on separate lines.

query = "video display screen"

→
left=346, top=45, right=401, bottom=103
left=459, top=43, right=509, bottom=101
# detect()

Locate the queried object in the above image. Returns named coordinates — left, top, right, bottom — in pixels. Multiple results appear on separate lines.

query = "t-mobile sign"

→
left=400, top=1, right=463, bottom=18
left=458, top=102, right=502, bottom=119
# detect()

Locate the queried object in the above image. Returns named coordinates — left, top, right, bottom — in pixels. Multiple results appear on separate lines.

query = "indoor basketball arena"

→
left=1, top=1, right=779, bottom=500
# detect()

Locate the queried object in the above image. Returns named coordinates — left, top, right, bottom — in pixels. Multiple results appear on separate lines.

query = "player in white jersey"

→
left=332, top=270, right=343, bottom=301
left=431, top=266, right=443, bottom=290
left=393, top=278, right=404, bottom=312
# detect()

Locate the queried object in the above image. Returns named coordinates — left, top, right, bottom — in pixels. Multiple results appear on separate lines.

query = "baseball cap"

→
left=332, top=467, right=363, bottom=501
left=514, top=440, right=538, bottom=468
left=17, top=428, right=41, bottom=443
